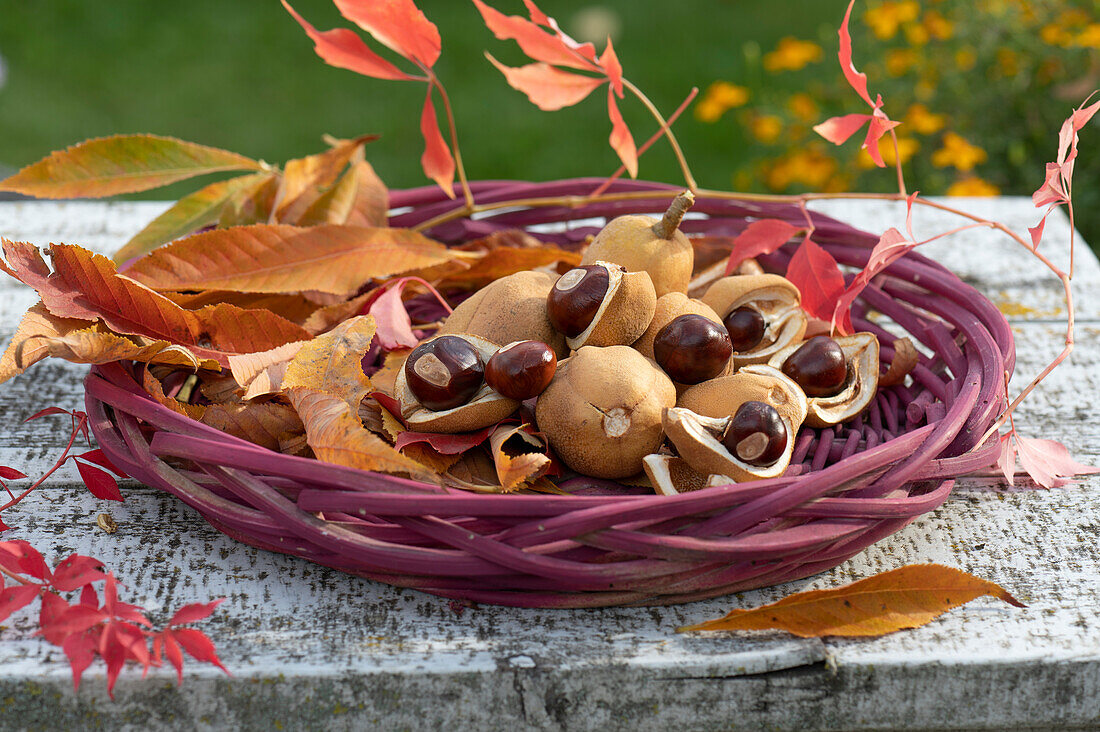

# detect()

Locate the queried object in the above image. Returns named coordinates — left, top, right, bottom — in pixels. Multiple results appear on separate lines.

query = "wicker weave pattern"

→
left=85, top=180, right=1014, bottom=608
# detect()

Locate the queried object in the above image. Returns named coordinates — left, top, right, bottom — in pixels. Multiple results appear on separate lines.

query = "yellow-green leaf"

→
left=113, top=172, right=276, bottom=264
left=0, top=134, right=264, bottom=199
left=282, top=315, right=376, bottom=405
left=679, top=564, right=1025, bottom=637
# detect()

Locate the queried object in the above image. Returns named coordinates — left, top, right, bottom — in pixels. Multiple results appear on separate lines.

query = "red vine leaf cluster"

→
left=0, top=541, right=227, bottom=695
left=1030, top=97, right=1100, bottom=250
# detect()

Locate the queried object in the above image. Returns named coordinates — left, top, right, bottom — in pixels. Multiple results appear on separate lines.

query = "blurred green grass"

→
left=0, top=0, right=834, bottom=193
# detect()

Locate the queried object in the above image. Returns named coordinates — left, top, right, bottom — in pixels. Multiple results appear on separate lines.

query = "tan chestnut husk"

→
left=769, top=332, right=880, bottom=428
left=662, top=404, right=798, bottom=483
left=580, top=191, right=695, bottom=297
left=395, top=334, right=520, bottom=433
left=554, top=262, right=657, bottom=350
left=438, top=270, right=567, bottom=358
left=535, top=346, right=675, bottom=479
left=676, top=364, right=809, bottom=430
left=642, top=454, right=734, bottom=496
left=701, top=274, right=808, bottom=366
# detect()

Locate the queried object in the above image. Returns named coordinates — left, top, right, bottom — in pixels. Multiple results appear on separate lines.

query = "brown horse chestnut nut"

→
left=723, top=306, right=766, bottom=352
left=403, top=335, right=484, bottom=411
left=546, top=265, right=611, bottom=338
left=720, top=400, right=788, bottom=467
left=653, top=314, right=733, bottom=384
left=485, top=340, right=557, bottom=401
left=781, top=336, right=848, bottom=397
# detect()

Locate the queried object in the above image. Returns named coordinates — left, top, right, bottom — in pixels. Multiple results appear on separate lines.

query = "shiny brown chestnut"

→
left=403, top=335, right=485, bottom=411
left=723, top=306, right=766, bottom=352
left=485, top=340, right=557, bottom=401
left=652, top=314, right=733, bottom=384
left=546, top=265, right=613, bottom=337
left=781, top=336, right=848, bottom=397
left=720, top=400, right=788, bottom=467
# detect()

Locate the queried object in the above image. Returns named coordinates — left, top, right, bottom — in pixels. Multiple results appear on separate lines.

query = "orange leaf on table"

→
left=0, top=134, right=263, bottom=199
left=0, top=240, right=311, bottom=367
left=296, top=161, right=389, bottom=228
left=125, top=224, right=454, bottom=297
left=281, top=315, right=377, bottom=406
left=333, top=0, right=441, bottom=69
left=113, top=172, right=275, bottom=265
left=282, top=0, right=413, bottom=81
left=484, top=55, right=604, bottom=111
left=420, top=88, right=456, bottom=199
left=679, top=564, right=1024, bottom=637
left=784, top=238, right=846, bottom=325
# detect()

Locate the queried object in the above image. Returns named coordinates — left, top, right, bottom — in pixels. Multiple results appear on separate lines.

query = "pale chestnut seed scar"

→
left=736, top=432, right=769, bottom=462
left=769, top=386, right=788, bottom=405
left=603, top=407, right=631, bottom=438
left=413, top=353, right=451, bottom=387
left=555, top=269, right=586, bottom=291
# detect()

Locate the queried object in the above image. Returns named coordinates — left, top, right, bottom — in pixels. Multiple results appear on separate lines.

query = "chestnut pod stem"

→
left=653, top=190, right=695, bottom=240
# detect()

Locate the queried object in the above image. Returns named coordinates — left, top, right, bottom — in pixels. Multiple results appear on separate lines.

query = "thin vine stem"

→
left=0, top=413, right=86, bottom=514
left=622, top=79, right=698, bottom=192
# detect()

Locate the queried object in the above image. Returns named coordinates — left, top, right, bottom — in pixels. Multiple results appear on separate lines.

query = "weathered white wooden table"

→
left=0, top=198, right=1096, bottom=731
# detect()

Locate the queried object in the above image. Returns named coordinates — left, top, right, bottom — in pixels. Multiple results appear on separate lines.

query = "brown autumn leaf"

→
left=274, top=134, right=379, bottom=221
left=679, top=564, right=1025, bottom=637
left=0, top=134, right=264, bottom=199
left=229, top=341, right=308, bottom=398
left=125, top=224, right=456, bottom=297
left=218, top=174, right=282, bottom=227
left=281, top=315, right=376, bottom=405
left=0, top=240, right=312, bottom=367
left=165, top=290, right=321, bottom=325
left=143, top=369, right=206, bottom=420
left=881, top=337, right=920, bottom=387
left=113, top=172, right=276, bottom=264
left=301, top=291, right=372, bottom=336
left=201, top=401, right=306, bottom=454
left=369, top=347, right=411, bottom=396
left=438, top=245, right=581, bottom=290
left=488, top=423, right=552, bottom=492
left=286, top=386, right=436, bottom=481
left=295, top=160, right=389, bottom=228
left=0, top=303, right=216, bottom=385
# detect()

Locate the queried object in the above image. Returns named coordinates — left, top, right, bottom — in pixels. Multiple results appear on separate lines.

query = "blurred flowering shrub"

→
left=697, top=0, right=1099, bottom=240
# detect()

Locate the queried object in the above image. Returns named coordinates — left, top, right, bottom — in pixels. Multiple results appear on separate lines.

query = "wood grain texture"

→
left=0, top=199, right=1096, bottom=730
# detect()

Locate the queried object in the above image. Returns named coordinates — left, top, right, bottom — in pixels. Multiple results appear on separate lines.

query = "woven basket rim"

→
left=84, top=178, right=1015, bottom=608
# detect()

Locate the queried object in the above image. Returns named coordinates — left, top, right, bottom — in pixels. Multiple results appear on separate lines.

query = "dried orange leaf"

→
left=274, top=134, right=379, bottom=221
left=287, top=387, right=435, bottom=481
left=880, top=337, right=919, bottom=387
left=281, top=315, right=376, bottom=405
left=439, top=245, right=581, bottom=290
left=143, top=370, right=206, bottom=420
left=301, top=292, right=373, bottom=336
left=488, top=423, right=551, bottom=492
left=125, top=224, right=453, bottom=297
left=295, top=160, right=389, bottom=228
left=0, top=303, right=93, bottom=383
left=229, top=342, right=308, bottom=394
left=165, top=290, right=321, bottom=325
left=0, top=134, right=263, bottom=199
left=113, top=172, right=275, bottom=264
left=202, top=401, right=305, bottom=453
left=679, top=564, right=1024, bottom=637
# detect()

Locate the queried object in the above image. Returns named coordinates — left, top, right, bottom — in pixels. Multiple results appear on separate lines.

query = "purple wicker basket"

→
left=84, top=179, right=1013, bottom=608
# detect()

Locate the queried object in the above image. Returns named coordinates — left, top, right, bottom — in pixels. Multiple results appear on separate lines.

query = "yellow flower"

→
left=763, top=38, right=824, bottom=72
left=886, top=48, right=919, bottom=77
left=786, top=93, right=819, bottom=124
left=857, top=135, right=920, bottom=169
left=955, top=47, right=977, bottom=71
left=750, top=115, right=784, bottom=144
left=864, top=1, right=920, bottom=40
left=947, top=177, right=1000, bottom=196
left=994, top=48, right=1019, bottom=77
left=1041, top=23, right=1075, bottom=48
left=763, top=148, right=838, bottom=191
left=694, top=81, right=750, bottom=123
left=904, top=103, right=947, bottom=135
left=904, top=23, right=929, bottom=46
left=922, top=10, right=954, bottom=40
left=932, top=132, right=988, bottom=171
left=1076, top=23, right=1100, bottom=49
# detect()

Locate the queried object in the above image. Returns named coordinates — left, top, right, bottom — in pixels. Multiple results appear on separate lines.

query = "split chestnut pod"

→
left=546, top=261, right=656, bottom=350
left=395, top=334, right=520, bottom=433
left=438, top=270, right=567, bottom=358
left=485, top=340, right=557, bottom=401
left=663, top=366, right=809, bottom=483
left=701, top=274, right=808, bottom=367
left=535, top=346, right=675, bottom=479
left=769, top=332, right=881, bottom=428
left=580, top=191, right=695, bottom=297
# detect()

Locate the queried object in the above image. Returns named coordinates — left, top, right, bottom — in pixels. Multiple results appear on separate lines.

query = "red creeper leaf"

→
left=25, top=406, right=69, bottom=422
left=996, top=432, right=1017, bottom=486
left=814, top=113, right=870, bottom=146
left=74, top=460, right=124, bottom=502
left=725, top=219, right=800, bottom=274
left=473, top=0, right=599, bottom=71
left=600, top=37, right=624, bottom=98
left=368, top=279, right=419, bottom=350
left=0, top=539, right=51, bottom=580
left=837, top=0, right=873, bottom=108
left=52, top=554, right=109, bottom=592
left=0, top=467, right=26, bottom=480
left=39, top=591, right=70, bottom=645
left=606, top=88, right=638, bottom=178
left=862, top=113, right=902, bottom=168
left=80, top=583, right=98, bottom=608
left=785, top=239, right=846, bottom=323
left=485, top=54, right=604, bottom=111
left=333, top=0, right=441, bottom=69
left=393, top=424, right=497, bottom=454
left=0, top=584, right=39, bottom=623
left=420, top=88, right=456, bottom=199
left=76, top=449, right=126, bottom=478
left=1015, top=437, right=1099, bottom=489
left=172, top=627, right=230, bottom=675
left=43, top=602, right=108, bottom=641
left=281, top=1, right=412, bottom=81
left=831, top=227, right=916, bottom=335
left=157, top=631, right=186, bottom=684
left=168, top=598, right=225, bottom=627
left=63, top=629, right=100, bottom=691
